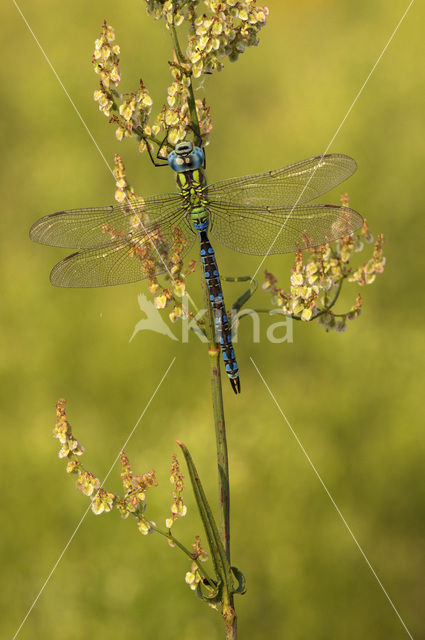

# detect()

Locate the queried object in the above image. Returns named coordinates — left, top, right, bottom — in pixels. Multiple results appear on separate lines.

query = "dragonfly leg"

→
left=156, top=129, right=171, bottom=162
left=134, top=125, right=169, bottom=167
left=147, top=144, right=168, bottom=167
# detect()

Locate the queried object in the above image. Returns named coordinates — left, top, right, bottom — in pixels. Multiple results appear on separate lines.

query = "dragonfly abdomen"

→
left=195, top=224, right=240, bottom=394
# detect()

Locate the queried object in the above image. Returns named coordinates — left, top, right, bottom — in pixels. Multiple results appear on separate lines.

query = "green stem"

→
left=223, top=592, right=238, bottom=640
left=201, top=275, right=237, bottom=639
left=170, top=15, right=231, bottom=555
left=133, top=127, right=163, bottom=149
left=312, top=278, right=344, bottom=319
left=170, top=10, right=236, bottom=636
left=255, top=277, right=347, bottom=323
left=200, top=277, right=231, bottom=562
left=170, top=21, right=201, bottom=137
left=178, top=440, right=232, bottom=586
left=151, top=523, right=215, bottom=586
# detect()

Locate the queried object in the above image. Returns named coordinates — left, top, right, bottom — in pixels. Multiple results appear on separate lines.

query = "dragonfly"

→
left=30, top=141, right=363, bottom=394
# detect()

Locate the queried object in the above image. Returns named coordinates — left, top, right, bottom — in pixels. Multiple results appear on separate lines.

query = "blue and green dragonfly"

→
left=30, top=142, right=363, bottom=394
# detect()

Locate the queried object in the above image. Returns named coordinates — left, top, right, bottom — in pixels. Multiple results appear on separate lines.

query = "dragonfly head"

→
left=168, top=140, right=204, bottom=173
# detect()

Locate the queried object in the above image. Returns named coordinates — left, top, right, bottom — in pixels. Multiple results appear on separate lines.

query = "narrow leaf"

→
left=177, top=441, right=232, bottom=588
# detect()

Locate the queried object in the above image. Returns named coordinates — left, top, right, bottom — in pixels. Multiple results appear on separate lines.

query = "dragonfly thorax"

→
left=176, top=168, right=208, bottom=214
left=168, top=141, right=204, bottom=173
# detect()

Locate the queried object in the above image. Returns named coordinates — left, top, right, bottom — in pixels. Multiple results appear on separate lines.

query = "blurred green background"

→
left=2, top=1, right=424, bottom=638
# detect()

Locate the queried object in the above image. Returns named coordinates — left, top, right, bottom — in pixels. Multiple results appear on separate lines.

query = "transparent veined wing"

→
left=49, top=213, right=195, bottom=288
left=205, top=154, right=357, bottom=208
left=30, top=192, right=184, bottom=249
left=208, top=202, right=363, bottom=255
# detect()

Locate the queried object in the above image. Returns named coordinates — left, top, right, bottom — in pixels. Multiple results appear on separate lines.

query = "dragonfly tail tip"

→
left=230, top=377, right=241, bottom=395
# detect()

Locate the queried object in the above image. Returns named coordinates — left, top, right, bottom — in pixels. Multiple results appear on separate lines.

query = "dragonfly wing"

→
left=30, top=193, right=184, bottom=249
left=206, top=154, right=357, bottom=207
left=50, top=215, right=195, bottom=288
left=209, top=202, right=363, bottom=255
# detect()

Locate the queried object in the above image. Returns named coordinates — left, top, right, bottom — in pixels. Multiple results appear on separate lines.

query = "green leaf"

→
left=230, top=566, right=247, bottom=595
left=176, top=441, right=232, bottom=590
left=195, top=577, right=222, bottom=604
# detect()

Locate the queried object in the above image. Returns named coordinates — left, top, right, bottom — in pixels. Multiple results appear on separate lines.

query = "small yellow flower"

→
left=66, top=459, right=80, bottom=474
left=185, top=571, right=196, bottom=585
left=290, top=272, right=304, bottom=286
left=77, top=472, right=100, bottom=497
left=91, top=489, right=115, bottom=515
left=301, top=308, right=313, bottom=322
left=154, top=293, right=168, bottom=309
left=114, top=190, right=126, bottom=203
left=137, top=519, right=153, bottom=535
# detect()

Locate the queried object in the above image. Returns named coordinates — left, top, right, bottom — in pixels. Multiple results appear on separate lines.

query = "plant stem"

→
left=170, top=13, right=236, bottom=637
left=223, top=593, right=238, bottom=640
left=169, top=22, right=230, bottom=553
left=168, top=21, right=231, bottom=552
left=311, top=279, right=344, bottom=319
left=170, top=22, right=201, bottom=137
left=201, top=276, right=237, bottom=639
left=201, top=278, right=231, bottom=561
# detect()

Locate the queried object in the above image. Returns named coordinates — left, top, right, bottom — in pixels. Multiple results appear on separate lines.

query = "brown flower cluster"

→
left=53, top=400, right=157, bottom=529
left=92, top=2, right=267, bottom=155
left=263, top=216, right=385, bottom=333
left=107, top=155, right=196, bottom=323
left=185, top=535, right=210, bottom=591
left=166, top=455, right=187, bottom=530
